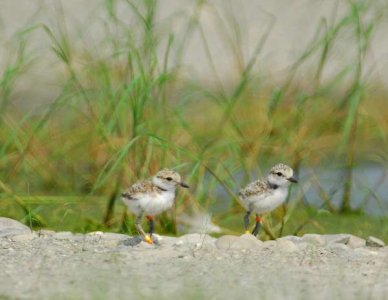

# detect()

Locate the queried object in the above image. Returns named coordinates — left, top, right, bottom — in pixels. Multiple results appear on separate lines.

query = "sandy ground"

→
left=0, top=218, right=387, bottom=300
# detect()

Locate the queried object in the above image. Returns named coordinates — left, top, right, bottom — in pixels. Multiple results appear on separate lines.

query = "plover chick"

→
left=122, top=169, right=189, bottom=244
left=238, top=163, right=298, bottom=236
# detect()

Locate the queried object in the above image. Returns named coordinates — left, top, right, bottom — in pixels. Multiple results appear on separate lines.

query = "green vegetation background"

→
left=0, top=0, right=387, bottom=241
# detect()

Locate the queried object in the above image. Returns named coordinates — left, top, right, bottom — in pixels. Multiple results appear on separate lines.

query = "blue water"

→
left=297, top=164, right=388, bottom=215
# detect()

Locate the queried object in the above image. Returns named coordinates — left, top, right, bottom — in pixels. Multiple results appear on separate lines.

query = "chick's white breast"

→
left=123, top=191, right=175, bottom=216
left=250, top=188, right=288, bottom=214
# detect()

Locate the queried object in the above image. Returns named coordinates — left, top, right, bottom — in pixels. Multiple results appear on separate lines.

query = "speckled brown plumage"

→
left=122, top=180, right=163, bottom=200
left=239, top=179, right=271, bottom=199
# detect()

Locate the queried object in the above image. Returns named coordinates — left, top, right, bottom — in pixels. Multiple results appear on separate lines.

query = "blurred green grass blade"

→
left=92, top=136, right=141, bottom=192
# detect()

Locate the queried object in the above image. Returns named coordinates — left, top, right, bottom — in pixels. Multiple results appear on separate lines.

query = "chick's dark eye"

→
left=166, top=177, right=173, bottom=181
left=276, top=172, right=282, bottom=176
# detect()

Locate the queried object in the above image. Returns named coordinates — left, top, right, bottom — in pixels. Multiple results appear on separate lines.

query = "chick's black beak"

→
left=180, top=182, right=190, bottom=188
left=288, top=177, right=298, bottom=183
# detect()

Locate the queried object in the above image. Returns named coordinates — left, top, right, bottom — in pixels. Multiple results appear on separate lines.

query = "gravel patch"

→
left=0, top=218, right=387, bottom=299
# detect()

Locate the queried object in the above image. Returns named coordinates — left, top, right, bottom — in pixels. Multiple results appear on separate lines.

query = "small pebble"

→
left=276, top=239, right=298, bottom=253
left=326, top=243, right=349, bottom=253
left=366, top=236, right=385, bottom=248
left=174, top=240, right=184, bottom=246
left=262, top=240, right=276, bottom=248
left=87, top=231, right=104, bottom=236
left=324, top=234, right=350, bottom=245
left=10, top=233, right=36, bottom=243
left=216, top=235, right=261, bottom=250
left=301, top=234, right=326, bottom=246
left=347, top=235, right=366, bottom=249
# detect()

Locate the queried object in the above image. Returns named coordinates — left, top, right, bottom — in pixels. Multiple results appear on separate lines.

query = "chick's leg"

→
left=135, top=213, right=153, bottom=244
left=146, top=215, right=154, bottom=236
left=252, top=215, right=262, bottom=236
left=244, top=211, right=251, bottom=234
